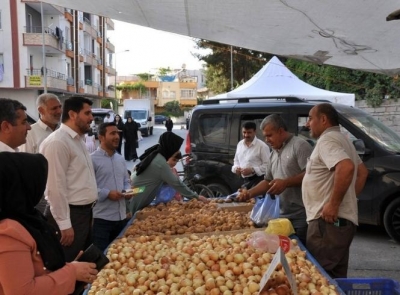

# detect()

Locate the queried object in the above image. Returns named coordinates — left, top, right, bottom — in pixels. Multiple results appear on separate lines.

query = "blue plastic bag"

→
left=154, top=185, right=176, bottom=205
left=250, top=194, right=280, bottom=227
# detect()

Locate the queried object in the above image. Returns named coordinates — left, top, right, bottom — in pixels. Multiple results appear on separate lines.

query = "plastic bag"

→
left=154, top=185, right=176, bottom=205
left=265, top=218, right=295, bottom=236
left=246, top=231, right=295, bottom=253
left=250, top=194, right=280, bottom=227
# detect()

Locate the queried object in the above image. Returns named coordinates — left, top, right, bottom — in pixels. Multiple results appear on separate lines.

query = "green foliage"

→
left=136, top=73, right=154, bottom=81
left=194, top=40, right=272, bottom=94
left=116, top=82, right=147, bottom=93
left=158, top=67, right=172, bottom=75
left=194, top=40, right=400, bottom=106
left=164, top=100, right=184, bottom=117
left=100, top=99, right=114, bottom=109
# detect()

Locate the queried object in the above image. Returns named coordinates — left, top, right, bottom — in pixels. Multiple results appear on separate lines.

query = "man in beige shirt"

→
left=302, top=103, right=368, bottom=278
left=0, top=98, right=31, bottom=152
left=40, top=96, right=97, bottom=262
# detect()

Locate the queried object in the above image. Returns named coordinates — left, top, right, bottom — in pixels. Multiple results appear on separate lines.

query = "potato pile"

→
left=126, top=202, right=254, bottom=236
left=88, top=233, right=339, bottom=295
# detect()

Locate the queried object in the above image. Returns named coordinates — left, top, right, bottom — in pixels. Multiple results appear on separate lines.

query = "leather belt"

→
left=69, top=201, right=97, bottom=209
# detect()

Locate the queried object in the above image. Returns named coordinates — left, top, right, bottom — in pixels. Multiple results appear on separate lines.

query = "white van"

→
left=91, top=108, right=115, bottom=137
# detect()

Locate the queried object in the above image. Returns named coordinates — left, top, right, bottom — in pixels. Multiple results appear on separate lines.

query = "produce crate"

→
left=335, top=278, right=400, bottom=295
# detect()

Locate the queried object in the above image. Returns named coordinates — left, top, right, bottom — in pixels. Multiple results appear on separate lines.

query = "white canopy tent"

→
left=212, top=56, right=355, bottom=106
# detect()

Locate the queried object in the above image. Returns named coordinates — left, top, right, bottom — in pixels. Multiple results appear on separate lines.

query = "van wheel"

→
left=206, top=183, right=231, bottom=198
left=383, top=198, right=400, bottom=242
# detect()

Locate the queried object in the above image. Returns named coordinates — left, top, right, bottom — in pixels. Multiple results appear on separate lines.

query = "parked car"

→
left=184, top=96, right=400, bottom=242
left=155, top=115, right=167, bottom=124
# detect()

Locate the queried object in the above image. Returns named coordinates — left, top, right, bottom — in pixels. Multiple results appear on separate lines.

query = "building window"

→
left=162, top=90, right=168, bottom=98
left=170, top=91, right=176, bottom=99
left=181, top=89, right=194, bottom=98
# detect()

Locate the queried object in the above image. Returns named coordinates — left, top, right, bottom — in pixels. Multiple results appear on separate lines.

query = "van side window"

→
left=240, top=116, right=268, bottom=141
left=297, top=116, right=316, bottom=147
left=199, top=114, right=228, bottom=144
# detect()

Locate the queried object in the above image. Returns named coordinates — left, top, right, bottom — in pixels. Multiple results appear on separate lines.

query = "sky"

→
left=107, top=21, right=210, bottom=76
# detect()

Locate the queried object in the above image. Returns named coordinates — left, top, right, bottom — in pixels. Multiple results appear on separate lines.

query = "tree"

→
left=136, top=73, right=154, bottom=81
left=194, top=40, right=272, bottom=94
left=158, top=67, right=172, bottom=75
left=164, top=101, right=183, bottom=117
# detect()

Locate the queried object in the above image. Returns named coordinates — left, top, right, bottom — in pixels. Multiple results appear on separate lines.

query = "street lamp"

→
left=114, top=49, right=130, bottom=101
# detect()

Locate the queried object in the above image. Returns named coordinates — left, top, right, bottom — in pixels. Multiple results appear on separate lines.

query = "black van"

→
left=184, top=97, right=400, bottom=242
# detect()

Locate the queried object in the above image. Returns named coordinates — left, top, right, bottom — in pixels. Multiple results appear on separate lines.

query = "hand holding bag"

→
left=250, top=194, right=280, bottom=227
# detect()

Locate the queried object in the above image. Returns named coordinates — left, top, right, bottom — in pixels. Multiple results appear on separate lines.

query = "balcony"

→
left=83, top=18, right=98, bottom=38
left=65, top=41, right=73, bottom=57
left=25, top=69, right=67, bottom=91
left=106, top=66, right=116, bottom=76
left=64, top=8, right=73, bottom=22
left=96, top=59, right=103, bottom=71
left=78, top=15, right=83, bottom=30
left=23, top=26, right=64, bottom=53
left=83, top=48, right=98, bottom=65
left=106, top=18, right=115, bottom=30
left=180, top=98, right=198, bottom=107
left=106, top=41, right=115, bottom=53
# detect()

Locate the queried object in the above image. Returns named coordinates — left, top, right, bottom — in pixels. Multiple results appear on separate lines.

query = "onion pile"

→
left=125, top=206, right=254, bottom=236
left=88, top=233, right=339, bottom=295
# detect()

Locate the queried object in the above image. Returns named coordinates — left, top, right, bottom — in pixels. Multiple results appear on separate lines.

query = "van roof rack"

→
left=202, top=96, right=306, bottom=105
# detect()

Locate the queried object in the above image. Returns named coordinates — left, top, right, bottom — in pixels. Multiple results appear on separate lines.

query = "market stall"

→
left=84, top=199, right=354, bottom=295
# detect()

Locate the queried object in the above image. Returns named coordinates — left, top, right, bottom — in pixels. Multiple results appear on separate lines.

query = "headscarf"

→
left=0, top=152, right=65, bottom=271
left=124, top=117, right=138, bottom=138
left=135, top=132, right=184, bottom=175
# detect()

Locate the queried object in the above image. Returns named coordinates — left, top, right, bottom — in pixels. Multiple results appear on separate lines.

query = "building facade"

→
left=117, top=69, right=205, bottom=110
left=0, top=0, right=116, bottom=119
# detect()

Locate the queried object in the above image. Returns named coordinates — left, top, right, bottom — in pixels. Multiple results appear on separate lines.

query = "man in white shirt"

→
left=103, top=113, right=112, bottom=123
left=0, top=98, right=31, bottom=152
left=232, top=121, right=270, bottom=189
left=20, top=93, right=62, bottom=153
left=19, top=94, right=62, bottom=213
left=40, top=96, right=98, bottom=262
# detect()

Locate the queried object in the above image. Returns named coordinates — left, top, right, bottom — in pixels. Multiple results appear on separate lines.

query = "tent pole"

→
left=230, top=45, right=233, bottom=90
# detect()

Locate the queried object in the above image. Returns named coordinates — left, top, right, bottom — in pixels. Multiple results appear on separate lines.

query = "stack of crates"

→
left=335, top=278, right=400, bottom=295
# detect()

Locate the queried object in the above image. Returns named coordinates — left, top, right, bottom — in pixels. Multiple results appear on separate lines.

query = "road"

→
left=124, top=124, right=400, bottom=282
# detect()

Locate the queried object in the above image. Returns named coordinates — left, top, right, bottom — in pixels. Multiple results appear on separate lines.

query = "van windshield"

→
left=341, top=107, right=400, bottom=153
left=124, top=110, right=147, bottom=120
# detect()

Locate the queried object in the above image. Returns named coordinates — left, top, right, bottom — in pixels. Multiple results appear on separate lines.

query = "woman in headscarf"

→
left=129, top=132, right=208, bottom=214
left=0, top=152, right=98, bottom=295
left=113, top=114, right=124, bottom=154
left=123, top=116, right=139, bottom=161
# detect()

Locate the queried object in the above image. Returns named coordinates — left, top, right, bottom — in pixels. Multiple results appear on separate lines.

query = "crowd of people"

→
left=0, top=94, right=368, bottom=294
left=0, top=95, right=208, bottom=294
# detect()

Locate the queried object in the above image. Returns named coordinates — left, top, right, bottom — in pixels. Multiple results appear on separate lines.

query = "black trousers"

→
left=45, top=204, right=94, bottom=262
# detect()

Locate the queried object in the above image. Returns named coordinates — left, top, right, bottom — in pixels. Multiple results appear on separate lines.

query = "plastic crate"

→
left=335, top=278, right=400, bottom=295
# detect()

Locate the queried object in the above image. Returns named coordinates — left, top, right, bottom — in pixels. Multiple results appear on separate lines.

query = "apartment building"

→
left=0, top=0, right=116, bottom=120
left=117, top=69, right=205, bottom=110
